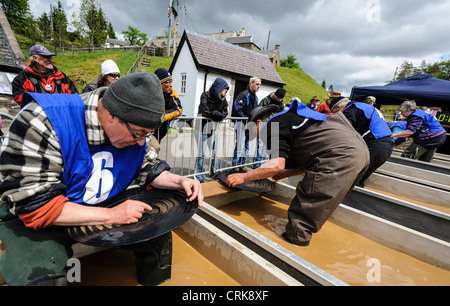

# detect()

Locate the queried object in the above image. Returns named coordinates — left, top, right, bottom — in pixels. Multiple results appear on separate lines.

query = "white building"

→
left=169, top=31, right=285, bottom=118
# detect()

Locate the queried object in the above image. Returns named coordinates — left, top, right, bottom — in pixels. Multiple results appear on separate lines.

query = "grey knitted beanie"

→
left=102, top=72, right=165, bottom=128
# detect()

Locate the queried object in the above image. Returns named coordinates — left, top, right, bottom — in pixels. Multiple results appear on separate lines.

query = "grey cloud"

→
left=29, top=0, right=450, bottom=95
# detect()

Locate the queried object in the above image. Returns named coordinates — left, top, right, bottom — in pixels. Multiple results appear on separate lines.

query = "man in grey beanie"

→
left=0, top=72, right=203, bottom=286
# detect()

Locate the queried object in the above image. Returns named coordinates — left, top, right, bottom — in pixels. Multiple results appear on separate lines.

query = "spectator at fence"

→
left=154, top=68, right=183, bottom=141
left=306, top=96, right=321, bottom=110
left=226, top=100, right=369, bottom=246
left=259, top=88, right=286, bottom=113
left=330, top=97, right=394, bottom=188
left=0, top=72, right=203, bottom=286
left=194, top=78, right=229, bottom=182
left=231, top=77, right=261, bottom=167
left=12, top=45, right=78, bottom=105
left=391, top=100, right=447, bottom=162
left=316, top=91, right=341, bottom=115
left=83, top=59, right=121, bottom=93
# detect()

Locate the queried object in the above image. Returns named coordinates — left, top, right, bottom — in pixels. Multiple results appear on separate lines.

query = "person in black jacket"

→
left=194, top=78, right=229, bottom=182
left=259, top=88, right=286, bottom=113
left=154, top=68, right=183, bottom=141
left=231, top=77, right=261, bottom=167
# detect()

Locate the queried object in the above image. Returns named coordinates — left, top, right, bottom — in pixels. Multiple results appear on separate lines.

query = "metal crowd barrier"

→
left=155, top=116, right=270, bottom=180
left=0, top=112, right=270, bottom=179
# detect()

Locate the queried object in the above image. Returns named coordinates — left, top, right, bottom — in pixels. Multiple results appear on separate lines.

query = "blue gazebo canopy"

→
left=350, top=74, right=450, bottom=110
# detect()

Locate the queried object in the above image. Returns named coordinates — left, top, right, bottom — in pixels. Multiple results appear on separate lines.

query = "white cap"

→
left=101, top=60, right=120, bottom=76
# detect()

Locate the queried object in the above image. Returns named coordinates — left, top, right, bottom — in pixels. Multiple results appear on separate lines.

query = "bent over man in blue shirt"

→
left=226, top=100, right=369, bottom=246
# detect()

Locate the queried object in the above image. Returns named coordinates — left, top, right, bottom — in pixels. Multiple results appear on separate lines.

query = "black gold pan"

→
left=67, top=188, right=198, bottom=247
left=214, top=169, right=276, bottom=193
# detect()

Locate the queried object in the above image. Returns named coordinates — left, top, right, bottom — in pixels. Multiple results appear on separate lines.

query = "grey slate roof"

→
left=225, top=35, right=261, bottom=49
left=173, top=31, right=284, bottom=86
left=0, top=28, right=16, bottom=68
left=0, top=7, right=25, bottom=70
left=0, top=7, right=26, bottom=95
left=106, top=38, right=130, bottom=46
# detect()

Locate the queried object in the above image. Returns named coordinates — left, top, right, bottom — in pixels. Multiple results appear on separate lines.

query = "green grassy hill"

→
left=56, top=52, right=328, bottom=104
left=52, top=50, right=173, bottom=92
left=276, top=66, right=329, bottom=104
left=17, top=34, right=328, bottom=104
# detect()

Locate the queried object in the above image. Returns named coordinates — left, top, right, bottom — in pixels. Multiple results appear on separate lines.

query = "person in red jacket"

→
left=316, top=90, right=341, bottom=115
left=12, top=45, right=78, bottom=105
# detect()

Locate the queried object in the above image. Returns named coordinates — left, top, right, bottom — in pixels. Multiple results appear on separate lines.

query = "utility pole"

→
left=50, top=4, right=54, bottom=42
left=172, top=9, right=178, bottom=57
left=167, top=0, right=173, bottom=57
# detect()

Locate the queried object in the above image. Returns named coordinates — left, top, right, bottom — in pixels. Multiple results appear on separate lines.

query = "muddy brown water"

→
left=70, top=232, right=241, bottom=286
left=1, top=180, right=448, bottom=286
left=211, top=195, right=450, bottom=286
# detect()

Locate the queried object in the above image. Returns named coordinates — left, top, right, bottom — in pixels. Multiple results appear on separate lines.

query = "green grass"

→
left=54, top=51, right=174, bottom=92
left=54, top=50, right=139, bottom=92
left=16, top=32, right=327, bottom=104
left=276, top=66, right=330, bottom=104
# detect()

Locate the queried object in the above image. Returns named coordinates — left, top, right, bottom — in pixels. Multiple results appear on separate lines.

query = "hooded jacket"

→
left=197, top=78, right=229, bottom=129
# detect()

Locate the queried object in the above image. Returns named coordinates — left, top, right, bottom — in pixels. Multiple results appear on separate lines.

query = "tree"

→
left=37, top=12, right=51, bottom=42
left=72, top=0, right=109, bottom=48
left=107, top=22, right=116, bottom=39
left=436, top=61, right=450, bottom=81
left=321, top=80, right=327, bottom=89
left=51, top=1, right=68, bottom=48
left=122, top=26, right=147, bottom=46
left=0, top=0, right=31, bottom=32
left=395, top=60, right=416, bottom=80
left=392, top=58, right=450, bottom=83
left=280, top=54, right=300, bottom=69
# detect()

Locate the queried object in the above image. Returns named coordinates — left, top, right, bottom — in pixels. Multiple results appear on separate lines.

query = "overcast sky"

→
left=28, top=0, right=450, bottom=96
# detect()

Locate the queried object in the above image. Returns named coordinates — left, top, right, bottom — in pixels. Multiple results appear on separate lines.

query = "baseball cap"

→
left=29, top=45, right=56, bottom=57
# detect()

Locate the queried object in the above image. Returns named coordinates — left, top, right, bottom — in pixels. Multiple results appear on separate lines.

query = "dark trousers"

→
left=284, top=112, right=370, bottom=246
left=156, top=121, right=170, bottom=142
left=402, top=133, right=447, bottom=162
left=358, top=140, right=394, bottom=187
left=0, top=203, right=172, bottom=286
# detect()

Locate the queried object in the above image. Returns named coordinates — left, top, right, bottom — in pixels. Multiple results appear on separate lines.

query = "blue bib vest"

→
left=23, top=93, right=146, bottom=206
left=265, top=99, right=329, bottom=127
left=410, top=110, right=446, bottom=133
left=347, top=102, right=392, bottom=139
left=390, top=121, right=407, bottom=130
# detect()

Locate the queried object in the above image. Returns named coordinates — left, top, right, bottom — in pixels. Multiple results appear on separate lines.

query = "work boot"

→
left=131, top=232, right=173, bottom=286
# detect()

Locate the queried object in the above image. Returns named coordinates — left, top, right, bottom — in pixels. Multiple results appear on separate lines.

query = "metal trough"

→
left=204, top=181, right=450, bottom=286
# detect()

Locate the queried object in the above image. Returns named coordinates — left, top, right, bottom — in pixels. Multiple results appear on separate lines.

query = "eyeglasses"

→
left=124, top=121, right=154, bottom=140
left=108, top=73, right=120, bottom=78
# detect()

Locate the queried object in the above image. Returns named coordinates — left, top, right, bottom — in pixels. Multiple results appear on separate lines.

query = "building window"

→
left=180, top=73, right=187, bottom=94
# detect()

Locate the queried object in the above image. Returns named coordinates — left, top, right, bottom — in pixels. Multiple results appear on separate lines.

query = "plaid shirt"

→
left=0, top=88, right=166, bottom=215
